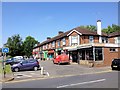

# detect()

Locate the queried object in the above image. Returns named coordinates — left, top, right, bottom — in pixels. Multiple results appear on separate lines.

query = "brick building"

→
left=33, top=20, right=120, bottom=67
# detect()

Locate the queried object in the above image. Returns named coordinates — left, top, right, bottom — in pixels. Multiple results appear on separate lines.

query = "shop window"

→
left=89, top=36, right=94, bottom=43
left=95, top=48, right=103, bottom=61
left=71, top=36, right=78, bottom=46
left=110, top=48, right=118, bottom=52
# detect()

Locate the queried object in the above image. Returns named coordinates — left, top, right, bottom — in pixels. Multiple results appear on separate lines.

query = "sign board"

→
left=2, top=47, right=9, bottom=53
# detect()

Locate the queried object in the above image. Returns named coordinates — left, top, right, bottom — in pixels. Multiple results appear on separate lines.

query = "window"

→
left=58, top=41, right=60, bottom=47
left=118, top=37, right=120, bottom=43
left=110, top=48, right=118, bottom=52
left=52, top=41, right=55, bottom=47
left=62, top=38, right=66, bottom=46
left=71, top=36, right=78, bottom=46
left=89, top=36, right=94, bottom=43
left=95, top=48, right=103, bottom=61
left=115, top=37, right=120, bottom=44
left=102, top=37, right=108, bottom=43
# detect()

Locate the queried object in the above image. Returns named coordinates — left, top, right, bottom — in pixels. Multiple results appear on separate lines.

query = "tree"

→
left=5, top=34, right=23, bottom=57
left=23, top=36, right=38, bottom=57
left=80, top=25, right=97, bottom=32
left=102, top=24, right=120, bottom=34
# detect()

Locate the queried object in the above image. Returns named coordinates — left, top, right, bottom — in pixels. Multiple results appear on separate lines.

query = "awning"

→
left=39, top=51, right=43, bottom=54
left=48, top=50, right=54, bottom=54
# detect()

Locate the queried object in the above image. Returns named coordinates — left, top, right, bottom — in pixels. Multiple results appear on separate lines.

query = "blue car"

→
left=11, top=59, right=40, bottom=72
left=5, top=58, right=23, bottom=65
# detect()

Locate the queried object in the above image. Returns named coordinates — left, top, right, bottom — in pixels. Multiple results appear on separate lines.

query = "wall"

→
left=109, top=37, right=115, bottom=43
left=103, top=47, right=119, bottom=66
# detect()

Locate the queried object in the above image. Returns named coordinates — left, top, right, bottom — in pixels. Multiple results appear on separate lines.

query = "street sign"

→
left=2, top=47, right=9, bottom=53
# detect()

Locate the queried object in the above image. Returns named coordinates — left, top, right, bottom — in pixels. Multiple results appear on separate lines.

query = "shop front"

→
left=43, top=51, right=48, bottom=60
left=77, top=44, right=104, bottom=67
left=48, top=50, right=55, bottom=60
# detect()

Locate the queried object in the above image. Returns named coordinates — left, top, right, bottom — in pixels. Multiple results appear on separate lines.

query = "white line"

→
left=57, top=79, right=106, bottom=88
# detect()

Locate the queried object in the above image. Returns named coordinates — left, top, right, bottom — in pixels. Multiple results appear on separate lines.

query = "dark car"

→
left=11, top=59, right=40, bottom=72
left=5, top=58, right=23, bottom=65
left=111, top=59, right=120, bottom=70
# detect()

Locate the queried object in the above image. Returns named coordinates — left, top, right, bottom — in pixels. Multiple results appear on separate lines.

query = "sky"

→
left=2, top=2, right=118, bottom=47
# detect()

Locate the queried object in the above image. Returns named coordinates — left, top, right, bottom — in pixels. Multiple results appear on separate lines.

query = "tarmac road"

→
left=2, top=71, right=119, bottom=88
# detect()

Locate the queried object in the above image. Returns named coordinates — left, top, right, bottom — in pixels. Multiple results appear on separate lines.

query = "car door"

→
left=21, top=60, right=29, bottom=70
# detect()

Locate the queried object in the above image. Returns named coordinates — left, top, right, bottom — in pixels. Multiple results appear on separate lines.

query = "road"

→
left=2, top=71, right=119, bottom=88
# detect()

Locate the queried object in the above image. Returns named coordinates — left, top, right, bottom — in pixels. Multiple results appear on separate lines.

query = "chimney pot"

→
left=58, top=31, right=64, bottom=35
left=47, top=37, right=51, bottom=40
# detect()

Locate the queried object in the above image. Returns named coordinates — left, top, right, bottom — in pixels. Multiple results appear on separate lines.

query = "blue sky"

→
left=2, top=2, right=118, bottom=47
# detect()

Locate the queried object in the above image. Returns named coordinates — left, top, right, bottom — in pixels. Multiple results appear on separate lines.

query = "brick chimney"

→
left=47, top=37, right=51, bottom=40
left=58, top=31, right=64, bottom=35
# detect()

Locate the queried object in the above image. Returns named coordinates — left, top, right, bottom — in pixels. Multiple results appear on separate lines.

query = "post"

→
left=41, top=67, right=44, bottom=75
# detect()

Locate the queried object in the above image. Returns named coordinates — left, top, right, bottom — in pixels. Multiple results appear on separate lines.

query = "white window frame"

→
left=71, top=35, right=78, bottom=46
left=89, top=36, right=94, bottom=43
left=62, top=38, right=66, bottom=46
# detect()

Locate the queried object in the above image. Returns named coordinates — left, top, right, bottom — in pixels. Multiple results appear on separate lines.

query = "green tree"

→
left=5, top=34, right=23, bottom=57
left=80, top=25, right=97, bottom=32
left=102, top=24, right=120, bottom=34
left=23, top=36, right=38, bottom=57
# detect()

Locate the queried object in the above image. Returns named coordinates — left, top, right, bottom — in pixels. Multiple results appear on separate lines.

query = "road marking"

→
left=5, top=70, right=112, bottom=84
left=57, top=79, right=106, bottom=88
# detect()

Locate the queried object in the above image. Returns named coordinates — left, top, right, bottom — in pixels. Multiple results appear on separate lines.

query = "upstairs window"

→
left=52, top=41, right=55, bottom=47
left=58, top=41, right=60, bottom=47
left=115, top=37, right=120, bottom=44
left=102, top=37, right=108, bottom=43
left=62, top=38, right=66, bottom=46
left=71, top=36, right=78, bottom=46
left=89, top=36, right=94, bottom=43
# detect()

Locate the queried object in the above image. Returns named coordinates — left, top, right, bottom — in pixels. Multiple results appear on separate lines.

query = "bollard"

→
left=41, top=67, right=44, bottom=75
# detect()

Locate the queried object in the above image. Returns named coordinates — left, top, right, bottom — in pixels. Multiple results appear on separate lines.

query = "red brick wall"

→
left=109, top=37, right=115, bottom=43
left=94, top=36, right=99, bottom=43
left=66, top=37, right=69, bottom=46
left=104, top=47, right=119, bottom=66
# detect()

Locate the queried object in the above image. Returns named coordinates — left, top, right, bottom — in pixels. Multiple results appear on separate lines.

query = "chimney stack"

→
left=47, top=37, right=51, bottom=40
left=97, top=20, right=102, bottom=35
left=97, top=20, right=102, bottom=43
left=58, top=31, right=64, bottom=35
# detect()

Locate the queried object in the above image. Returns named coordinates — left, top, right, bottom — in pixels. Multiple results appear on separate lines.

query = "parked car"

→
left=5, top=58, right=23, bottom=65
left=53, top=54, right=70, bottom=65
left=11, top=59, right=40, bottom=72
left=111, top=59, right=120, bottom=70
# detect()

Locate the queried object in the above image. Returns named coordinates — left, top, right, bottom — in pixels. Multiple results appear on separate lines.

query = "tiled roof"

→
left=74, top=27, right=107, bottom=36
left=109, top=31, right=120, bottom=37
left=34, top=27, right=107, bottom=48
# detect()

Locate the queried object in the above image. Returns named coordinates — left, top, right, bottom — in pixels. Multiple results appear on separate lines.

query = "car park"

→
left=111, top=58, right=120, bottom=70
left=5, top=58, right=24, bottom=65
left=11, top=59, right=40, bottom=72
left=53, top=54, right=70, bottom=65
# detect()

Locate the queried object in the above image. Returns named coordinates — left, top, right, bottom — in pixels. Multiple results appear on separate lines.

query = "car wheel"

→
left=14, top=67, right=19, bottom=72
left=34, top=66, right=38, bottom=71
